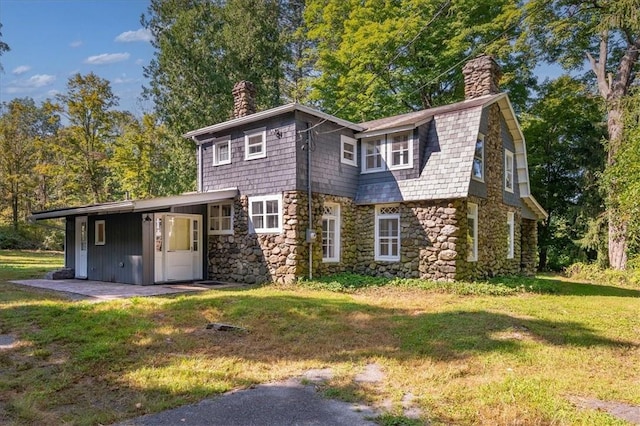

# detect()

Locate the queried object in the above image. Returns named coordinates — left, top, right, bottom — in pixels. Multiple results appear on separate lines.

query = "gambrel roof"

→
left=354, top=93, right=547, bottom=220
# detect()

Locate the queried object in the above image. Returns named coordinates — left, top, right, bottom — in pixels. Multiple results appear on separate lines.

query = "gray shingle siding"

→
left=501, top=117, right=521, bottom=206
left=200, top=113, right=298, bottom=196
left=295, top=111, right=360, bottom=198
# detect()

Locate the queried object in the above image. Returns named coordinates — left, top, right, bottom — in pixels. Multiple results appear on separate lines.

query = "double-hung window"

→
left=209, top=202, right=233, bottom=235
left=322, top=203, right=341, bottom=262
left=244, top=127, right=266, bottom=160
left=212, top=136, right=231, bottom=166
left=375, top=205, right=400, bottom=261
left=504, top=149, right=514, bottom=192
left=467, top=203, right=478, bottom=262
left=507, top=212, right=515, bottom=259
left=472, top=134, right=485, bottom=181
left=249, top=194, right=282, bottom=233
left=340, top=135, right=357, bottom=166
left=362, top=132, right=413, bottom=173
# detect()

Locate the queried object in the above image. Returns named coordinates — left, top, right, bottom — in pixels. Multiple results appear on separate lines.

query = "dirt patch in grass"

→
left=569, top=395, right=640, bottom=424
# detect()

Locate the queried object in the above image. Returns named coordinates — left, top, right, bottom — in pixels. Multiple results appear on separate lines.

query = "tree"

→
left=0, top=98, right=59, bottom=228
left=142, top=0, right=287, bottom=135
left=303, top=0, right=536, bottom=122
left=524, top=0, right=640, bottom=269
left=110, top=113, right=195, bottom=199
left=522, top=76, right=606, bottom=269
left=55, top=73, right=119, bottom=204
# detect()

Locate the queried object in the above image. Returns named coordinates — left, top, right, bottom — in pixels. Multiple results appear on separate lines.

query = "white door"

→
left=75, top=216, right=88, bottom=279
left=155, top=214, right=202, bottom=282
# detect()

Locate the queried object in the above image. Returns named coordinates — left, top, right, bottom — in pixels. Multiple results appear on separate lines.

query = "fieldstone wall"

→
left=521, top=219, right=538, bottom=275
left=207, top=191, right=306, bottom=284
left=462, top=54, right=502, bottom=99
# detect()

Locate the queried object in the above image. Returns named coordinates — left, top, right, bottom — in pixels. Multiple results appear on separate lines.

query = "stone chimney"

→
left=462, top=54, right=502, bottom=99
left=232, top=80, right=257, bottom=118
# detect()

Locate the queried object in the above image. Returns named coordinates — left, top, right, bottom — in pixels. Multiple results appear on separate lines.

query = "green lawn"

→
left=0, top=250, right=638, bottom=425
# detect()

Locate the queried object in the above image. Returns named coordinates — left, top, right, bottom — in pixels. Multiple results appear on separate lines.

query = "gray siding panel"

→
left=501, top=117, right=521, bottom=206
left=87, top=213, right=142, bottom=285
left=200, top=113, right=298, bottom=196
left=65, top=218, right=75, bottom=269
left=296, top=111, right=360, bottom=198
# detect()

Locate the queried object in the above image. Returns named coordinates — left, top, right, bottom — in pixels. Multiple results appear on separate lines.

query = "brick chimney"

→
left=232, top=80, right=257, bottom=118
left=462, top=54, right=502, bottom=99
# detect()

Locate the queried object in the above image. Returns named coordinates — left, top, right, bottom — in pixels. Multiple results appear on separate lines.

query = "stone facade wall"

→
left=520, top=219, right=538, bottom=275
left=457, top=103, right=523, bottom=279
left=461, top=55, right=502, bottom=99
left=207, top=191, right=306, bottom=284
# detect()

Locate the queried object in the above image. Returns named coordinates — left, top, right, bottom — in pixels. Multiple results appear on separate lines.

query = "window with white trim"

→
left=95, top=220, right=105, bottom=245
left=340, top=135, right=357, bottom=166
left=244, top=128, right=266, bottom=160
left=208, top=202, right=233, bottom=235
left=322, top=203, right=341, bottom=262
left=467, top=203, right=478, bottom=262
left=472, top=134, right=485, bottom=181
left=249, top=194, right=282, bottom=233
left=504, top=149, right=514, bottom=192
left=507, top=211, right=515, bottom=259
left=362, top=132, right=413, bottom=173
left=375, top=205, right=400, bottom=261
left=212, top=136, right=231, bottom=166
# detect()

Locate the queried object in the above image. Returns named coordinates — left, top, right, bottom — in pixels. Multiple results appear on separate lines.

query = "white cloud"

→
left=6, top=74, right=56, bottom=93
left=113, top=76, right=136, bottom=84
left=47, top=89, right=60, bottom=97
left=12, top=65, right=32, bottom=75
left=70, top=40, right=83, bottom=48
left=115, top=28, right=153, bottom=43
left=84, top=53, right=130, bottom=65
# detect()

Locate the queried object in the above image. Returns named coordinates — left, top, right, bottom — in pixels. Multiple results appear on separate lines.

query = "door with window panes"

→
left=154, top=213, right=202, bottom=282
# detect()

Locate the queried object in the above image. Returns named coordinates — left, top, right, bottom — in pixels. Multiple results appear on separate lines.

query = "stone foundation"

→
left=521, top=219, right=538, bottom=275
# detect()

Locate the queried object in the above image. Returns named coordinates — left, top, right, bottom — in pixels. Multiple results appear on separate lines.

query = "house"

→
left=31, top=55, right=547, bottom=285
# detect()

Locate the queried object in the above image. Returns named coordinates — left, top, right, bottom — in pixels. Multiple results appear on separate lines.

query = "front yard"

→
left=0, top=250, right=638, bottom=425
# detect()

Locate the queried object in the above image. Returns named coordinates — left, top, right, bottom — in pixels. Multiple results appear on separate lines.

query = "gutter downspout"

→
left=306, top=124, right=313, bottom=281
left=194, top=137, right=203, bottom=192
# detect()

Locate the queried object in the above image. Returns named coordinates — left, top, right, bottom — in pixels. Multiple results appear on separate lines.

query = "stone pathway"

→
left=569, top=396, right=640, bottom=425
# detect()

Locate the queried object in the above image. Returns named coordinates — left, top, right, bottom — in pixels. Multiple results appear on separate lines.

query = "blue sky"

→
left=1, top=0, right=153, bottom=114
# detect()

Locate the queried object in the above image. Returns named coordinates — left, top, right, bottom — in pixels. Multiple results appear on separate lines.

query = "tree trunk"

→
left=606, top=104, right=628, bottom=270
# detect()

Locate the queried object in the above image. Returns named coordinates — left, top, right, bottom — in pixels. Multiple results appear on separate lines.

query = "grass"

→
left=1, top=250, right=639, bottom=425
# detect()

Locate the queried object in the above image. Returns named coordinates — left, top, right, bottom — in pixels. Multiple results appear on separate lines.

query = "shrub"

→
left=566, top=261, right=640, bottom=288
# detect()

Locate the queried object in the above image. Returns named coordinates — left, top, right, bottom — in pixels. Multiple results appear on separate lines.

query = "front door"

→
left=154, top=213, right=202, bottom=282
left=74, top=216, right=88, bottom=279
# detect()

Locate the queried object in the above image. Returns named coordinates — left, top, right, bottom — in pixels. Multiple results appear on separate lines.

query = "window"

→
left=390, top=133, right=411, bottom=167
left=375, top=205, right=400, bottom=261
left=249, top=194, right=282, bottom=233
left=362, top=132, right=413, bottom=173
left=244, top=128, right=266, bottom=160
left=504, top=149, right=514, bottom=192
left=340, top=135, right=357, bottom=166
left=95, top=220, right=105, bottom=245
left=209, top=202, right=233, bottom=235
left=322, top=203, right=341, bottom=262
left=212, top=136, right=231, bottom=166
left=472, top=134, right=485, bottom=181
left=363, top=138, right=384, bottom=172
left=467, top=203, right=478, bottom=262
left=507, top=212, right=515, bottom=259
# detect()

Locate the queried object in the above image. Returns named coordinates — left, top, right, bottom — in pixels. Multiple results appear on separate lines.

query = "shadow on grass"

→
left=491, top=275, right=640, bottom=298
left=0, top=290, right=637, bottom=424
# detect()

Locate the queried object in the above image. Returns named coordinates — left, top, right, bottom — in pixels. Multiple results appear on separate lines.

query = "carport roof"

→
left=29, top=188, right=238, bottom=220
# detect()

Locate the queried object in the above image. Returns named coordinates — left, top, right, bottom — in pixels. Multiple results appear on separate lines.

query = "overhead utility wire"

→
left=298, top=0, right=452, bottom=135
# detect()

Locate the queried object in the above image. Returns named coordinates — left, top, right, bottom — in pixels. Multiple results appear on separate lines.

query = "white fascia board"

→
left=184, top=104, right=363, bottom=141
left=133, top=188, right=238, bottom=211
left=523, top=195, right=548, bottom=220
left=355, top=124, right=417, bottom=139
left=30, top=201, right=135, bottom=220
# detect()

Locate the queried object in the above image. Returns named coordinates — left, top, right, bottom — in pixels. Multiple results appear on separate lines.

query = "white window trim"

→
left=340, top=135, right=357, bottom=167
left=472, top=133, right=485, bottom=182
left=375, top=205, right=401, bottom=262
left=507, top=211, right=515, bottom=259
left=467, top=203, right=478, bottom=262
left=208, top=202, right=234, bottom=235
left=388, top=132, right=413, bottom=171
left=361, top=132, right=414, bottom=173
left=361, top=137, right=385, bottom=173
left=244, top=127, right=267, bottom=160
left=322, top=203, right=341, bottom=263
left=504, top=149, right=514, bottom=193
left=95, top=220, right=105, bottom=245
left=248, top=194, right=282, bottom=234
left=212, top=136, right=231, bottom=166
